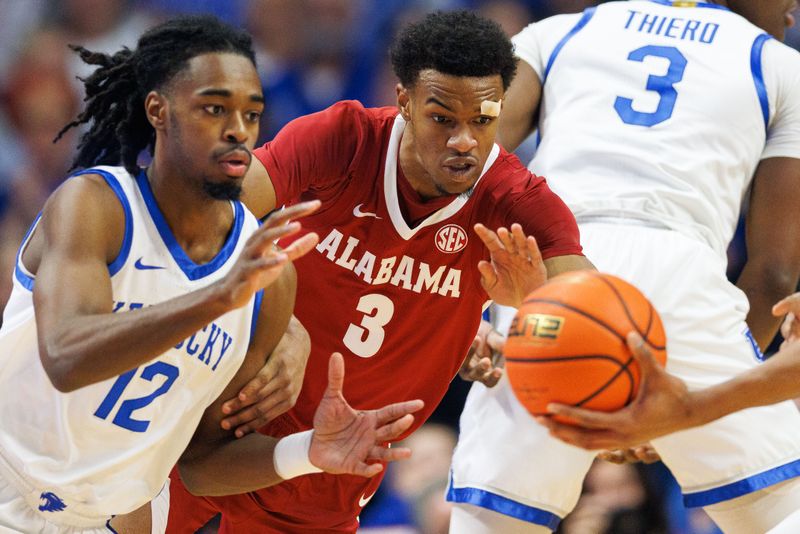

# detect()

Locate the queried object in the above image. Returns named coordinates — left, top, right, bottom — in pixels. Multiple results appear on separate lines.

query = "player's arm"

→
left=540, top=294, right=800, bottom=449
left=543, top=254, right=595, bottom=278
left=736, top=157, right=800, bottom=349
left=33, top=183, right=317, bottom=392
left=497, top=59, right=542, bottom=152
left=178, top=269, right=423, bottom=495
left=219, top=315, right=311, bottom=437
left=240, top=157, right=278, bottom=219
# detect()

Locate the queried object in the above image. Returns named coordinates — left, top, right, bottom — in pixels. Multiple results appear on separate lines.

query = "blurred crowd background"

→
left=1, top=1, right=799, bottom=533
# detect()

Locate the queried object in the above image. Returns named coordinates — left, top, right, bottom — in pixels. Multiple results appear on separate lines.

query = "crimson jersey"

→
left=167, top=101, right=581, bottom=533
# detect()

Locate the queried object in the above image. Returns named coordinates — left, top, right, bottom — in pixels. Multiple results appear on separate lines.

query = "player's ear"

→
left=396, top=84, right=411, bottom=121
left=144, top=91, right=168, bottom=131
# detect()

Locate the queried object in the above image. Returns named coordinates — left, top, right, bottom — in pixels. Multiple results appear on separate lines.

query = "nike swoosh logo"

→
left=358, top=492, right=376, bottom=507
left=134, top=257, right=165, bottom=270
left=353, top=203, right=381, bottom=219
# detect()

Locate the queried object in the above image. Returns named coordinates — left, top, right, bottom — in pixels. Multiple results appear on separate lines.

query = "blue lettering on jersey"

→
left=39, top=492, right=67, bottom=513
left=624, top=9, right=719, bottom=43
left=113, top=301, right=235, bottom=371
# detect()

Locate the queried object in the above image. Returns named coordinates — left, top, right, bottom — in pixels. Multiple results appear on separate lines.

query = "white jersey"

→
left=513, top=0, right=800, bottom=255
left=0, top=166, right=261, bottom=527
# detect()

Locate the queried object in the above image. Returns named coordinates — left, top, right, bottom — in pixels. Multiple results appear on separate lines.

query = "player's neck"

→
left=144, top=164, right=235, bottom=263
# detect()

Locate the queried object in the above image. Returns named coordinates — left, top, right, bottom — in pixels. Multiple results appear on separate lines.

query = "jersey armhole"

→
left=750, top=33, right=772, bottom=133
left=72, top=168, right=134, bottom=277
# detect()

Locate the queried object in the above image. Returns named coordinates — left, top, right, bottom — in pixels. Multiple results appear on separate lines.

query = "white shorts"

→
left=448, top=222, right=800, bottom=529
left=0, top=472, right=170, bottom=533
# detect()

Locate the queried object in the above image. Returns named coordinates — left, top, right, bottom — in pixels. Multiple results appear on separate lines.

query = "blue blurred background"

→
left=1, top=2, right=798, bottom=532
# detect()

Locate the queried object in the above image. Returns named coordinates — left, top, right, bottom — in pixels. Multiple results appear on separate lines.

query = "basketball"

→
left=504, top=270, right=667, bottom=417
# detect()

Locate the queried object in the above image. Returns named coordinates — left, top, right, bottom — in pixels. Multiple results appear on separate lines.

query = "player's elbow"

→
left=177, top=460, right=226, bottom=497
left=38, top=348, right=81, bottom=393
left=746, top=262, right=800, bottom=301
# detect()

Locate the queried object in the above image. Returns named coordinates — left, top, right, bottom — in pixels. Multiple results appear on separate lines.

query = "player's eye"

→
left=475, top=116, right=492, bottom=125
left=246, top=111, right=262, bottom=123
left=432, top=115, right=450, bottom=124
left=204, top=105, right=224, bottom=116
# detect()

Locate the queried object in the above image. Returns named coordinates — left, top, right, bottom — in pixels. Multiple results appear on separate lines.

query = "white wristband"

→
left=273, top=430, right=323, bottom=480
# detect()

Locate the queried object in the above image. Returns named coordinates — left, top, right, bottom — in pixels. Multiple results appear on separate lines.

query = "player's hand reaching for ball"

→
left=309, top=353, right=425, bottom=477
left=536, top=333, right=691, bottom=450
left=474, top=223, right=547, bottom=308
left=218, top=201, right=320, bottom=310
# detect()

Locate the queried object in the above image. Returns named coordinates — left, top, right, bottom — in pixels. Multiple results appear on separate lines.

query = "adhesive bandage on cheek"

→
left=481, top=99, right=502, bottom=117
left=273, top=430, right=323, bottom=480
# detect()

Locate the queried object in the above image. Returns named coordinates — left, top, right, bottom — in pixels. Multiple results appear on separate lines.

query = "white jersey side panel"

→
left=0, top=166, right=260, bottom=525
left=513, top=0, right=800, bottom=255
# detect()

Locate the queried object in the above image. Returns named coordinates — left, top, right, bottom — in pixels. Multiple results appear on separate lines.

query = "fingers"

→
left=633, top=444, right=661, bottom=464
left=351, top=462, right=384, bottom=478
left=223, top=398, right=292, bottom=438
left=497, top=226, right=516, bottom=255
left=626, top=332, right=659, bottom=373
left=375, top=414, right=416, bottom=442
left=368, top=445, right=412, bottom=463
left=535, top=415, right=618, bottom=450
left=263, top=200, right=321, bottom=228
left=474, top=223, right=503, bottom=253
left=773, top=292, right=800, bottom=316
left=247, top=221, right=302, bottom=258
left=597, top=445, right=660, bottom=464
left=374, top=400, right=425, bottom=426
left=545, top=403, right=617, bottom=430
left=281, top=232, right=319, bottom=261
left=326, top=352, right=345, bottom=396
left=477, top=260, right=497, bottom=289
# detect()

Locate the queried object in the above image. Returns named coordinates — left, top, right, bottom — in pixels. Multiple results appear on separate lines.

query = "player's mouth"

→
left=217, top=150, right=251, bottom=178
left=443, top=157, right=477, bottom=180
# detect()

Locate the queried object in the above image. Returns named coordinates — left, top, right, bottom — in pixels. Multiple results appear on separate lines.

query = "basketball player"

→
left=0, top=16, right=425, bottom=533
left=448, top=1, right=800, bottom=533
left=165, top=11, right=593, bottom=533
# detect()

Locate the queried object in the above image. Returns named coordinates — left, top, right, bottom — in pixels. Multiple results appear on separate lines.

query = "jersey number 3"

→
left=94, top=361, right=180, bottom=432
left=614, top=45, right=687, bottom=127
left=343, top=294, right=395, bottom=358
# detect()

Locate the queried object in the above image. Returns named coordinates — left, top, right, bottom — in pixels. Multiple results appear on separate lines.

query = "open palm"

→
left=308, top=353, right=424, bottom=477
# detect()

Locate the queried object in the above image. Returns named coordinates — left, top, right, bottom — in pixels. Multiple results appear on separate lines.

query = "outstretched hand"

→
left=220, top=201, right=321, bottom=310
left=309, top=353, right=425, bottom=478
left=475, top=223, right=547, bottom=308
left=536, top=333, right=690, bottom=450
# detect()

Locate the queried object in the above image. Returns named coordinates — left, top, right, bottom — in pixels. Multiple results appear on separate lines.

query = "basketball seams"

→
left=506, top=353, right=637, bottom=408
left=576, top=357, right=636, bottom=407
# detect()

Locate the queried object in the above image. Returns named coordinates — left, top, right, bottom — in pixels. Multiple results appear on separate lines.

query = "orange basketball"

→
left=504, top=270, right=667, bottom=417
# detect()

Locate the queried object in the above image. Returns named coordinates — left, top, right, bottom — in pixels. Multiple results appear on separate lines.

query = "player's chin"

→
left=439, top=168, right=479, bottom=194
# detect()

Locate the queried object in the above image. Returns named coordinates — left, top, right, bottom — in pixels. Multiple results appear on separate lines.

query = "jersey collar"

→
left=384, top=114, right=499, bottom=241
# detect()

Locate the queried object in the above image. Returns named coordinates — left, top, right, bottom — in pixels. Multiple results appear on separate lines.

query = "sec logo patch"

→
left=435, top=224, right=468, bottom=253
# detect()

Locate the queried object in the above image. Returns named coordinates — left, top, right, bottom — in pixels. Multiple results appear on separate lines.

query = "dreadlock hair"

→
left=56, top=15, right=256, bottom=175
left=390, top=10, right=517, bottom=91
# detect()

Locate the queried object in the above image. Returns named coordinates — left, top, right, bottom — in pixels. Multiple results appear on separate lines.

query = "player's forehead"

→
left=412, top=69, right=503, bottom=112
left=170, top=52, right=262, bottom=98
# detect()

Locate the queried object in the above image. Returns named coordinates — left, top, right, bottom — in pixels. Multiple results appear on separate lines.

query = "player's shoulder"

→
left=763, top=35, right=800, bottom=67
left=47, top=166, right=130, bottom=211
left=326, top=100, right=397, bottom=124
left=481, top=147, right=545, bottom=194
